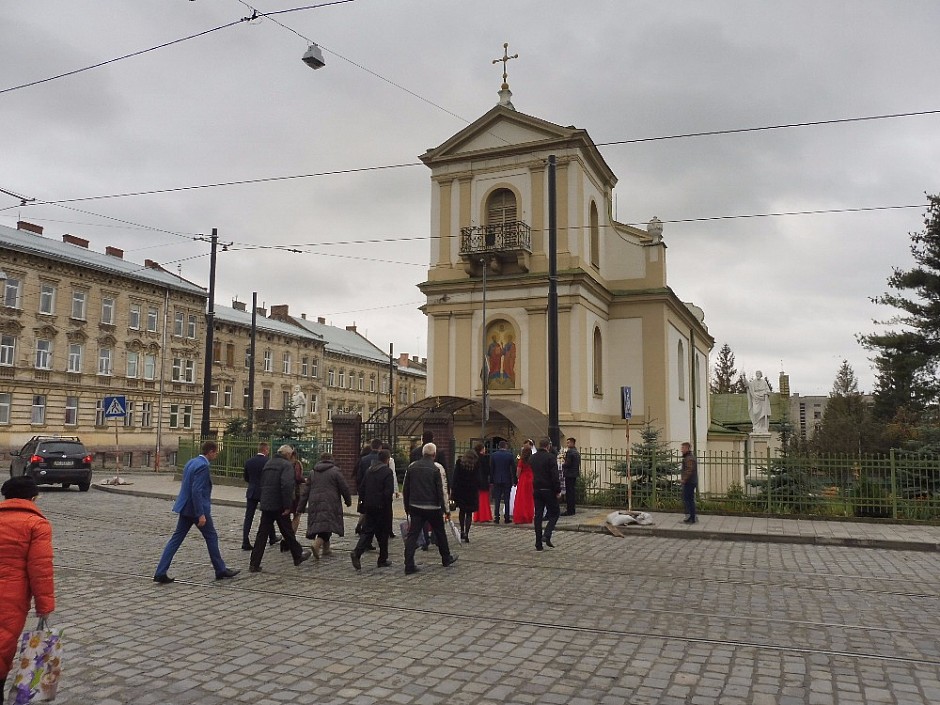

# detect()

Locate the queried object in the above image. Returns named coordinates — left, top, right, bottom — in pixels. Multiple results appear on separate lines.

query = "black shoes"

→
left=241, top=543, right=253, bottom=551
left=153, top=574, right=175, bottom=584
left=377, top=560, right=392, bottom=568
left=545, top=538, right=555, bottom=548
left=535, top=543, right=543, bottom=551
left=215, top=568, right=241, bottom=580
left=351, top=553, right=362, bottom=571
left=364, top=544, right=377, bottom=552
left=493, top=517, right=500, bottom=524
left=442, top=555, right=458, bottom=568
left=405, top=565, right=420, bottom=575
left=683, top=518, right=698, bottom=524
left=461, top=534, right=470, bottom=544
left=295, top=550, right=313, bottom=566
left=248, top=565, right=262, bottom=573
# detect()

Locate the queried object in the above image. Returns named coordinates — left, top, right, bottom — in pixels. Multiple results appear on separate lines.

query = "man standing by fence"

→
left=562, top=437, right=581, bottom=516
left=681, top=442, right=698, bottom=524
left=242, top=442, right=277, bottom=551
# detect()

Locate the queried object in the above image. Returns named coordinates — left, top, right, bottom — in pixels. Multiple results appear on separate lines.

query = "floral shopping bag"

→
left=7, top=617, right=63, bottom=704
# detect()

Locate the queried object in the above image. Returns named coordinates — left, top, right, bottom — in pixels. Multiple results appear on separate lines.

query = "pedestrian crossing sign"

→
left=103, top=395, right=127, bottom=418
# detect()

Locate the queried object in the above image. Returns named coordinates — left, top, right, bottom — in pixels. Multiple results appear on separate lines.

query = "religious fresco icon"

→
left=484, top=320, right=517, bottom=390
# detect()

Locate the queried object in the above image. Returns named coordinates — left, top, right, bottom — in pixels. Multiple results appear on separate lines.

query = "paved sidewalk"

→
left=94, top=470, right=940, bottom=552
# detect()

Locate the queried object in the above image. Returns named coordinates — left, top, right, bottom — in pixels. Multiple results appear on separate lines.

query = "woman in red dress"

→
left=513, top=446, right=535, bottom=524
left=473, top=442, right=493, bottom=523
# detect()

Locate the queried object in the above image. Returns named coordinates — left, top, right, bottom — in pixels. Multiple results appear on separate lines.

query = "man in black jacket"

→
left=402, top=443, right=457, bottom=574
left=248, top=445, right=311, bottom=572
left=241, top=442, right=278, bottom=550
left=530, top=437, right=561, bottom=551
left=351, top=449, right=395, bottom=570
left=561, top=437, right=581, bottom=516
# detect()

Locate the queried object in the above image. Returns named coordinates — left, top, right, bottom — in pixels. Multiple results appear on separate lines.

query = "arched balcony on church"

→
left=459, top=187, right=532, bottom=275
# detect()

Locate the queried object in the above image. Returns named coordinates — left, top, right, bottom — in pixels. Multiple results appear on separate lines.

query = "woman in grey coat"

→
left=297, top=453, right=352, bottom=557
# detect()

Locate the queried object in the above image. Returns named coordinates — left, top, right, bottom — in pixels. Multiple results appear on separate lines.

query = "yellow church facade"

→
left=418, top=100, right=712, bottom=452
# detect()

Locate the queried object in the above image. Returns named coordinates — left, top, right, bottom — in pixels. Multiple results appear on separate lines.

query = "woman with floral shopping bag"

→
left=0, top=477, right=55, bottom=703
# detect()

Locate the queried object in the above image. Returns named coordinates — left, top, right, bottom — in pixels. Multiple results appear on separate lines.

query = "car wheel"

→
left=62, top=483, right=71, bottom=490
left=78, top=481, right=90, bottom=492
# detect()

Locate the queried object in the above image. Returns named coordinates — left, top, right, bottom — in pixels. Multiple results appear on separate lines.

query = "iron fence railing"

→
left=459, top=221, right=532, bottom=256
left=177, top=434, right=331, bottom=479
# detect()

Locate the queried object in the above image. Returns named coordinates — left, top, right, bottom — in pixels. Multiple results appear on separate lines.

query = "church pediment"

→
left=421, top=105, right=577, bottom=163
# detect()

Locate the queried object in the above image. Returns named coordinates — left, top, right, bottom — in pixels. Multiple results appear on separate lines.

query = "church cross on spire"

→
left=492, top=42, right=518, bottom=90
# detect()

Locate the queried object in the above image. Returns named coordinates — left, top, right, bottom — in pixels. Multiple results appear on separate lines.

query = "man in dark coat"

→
left=530, top=437, right=562, bottom=551
left=403, top=443, right=458, bottom=575
left=351, top=450, right=395, bottom=570
left=249, top=445, right=311, bottom=572
left=241, top=442, right=278, bottom=550
left=680, top=442, right=698, bottom=524
left=561, top=437, right=581, bottom=516
left=489, top=441, right=516, bottom=523
left=357, top=438, right=382, bottom=489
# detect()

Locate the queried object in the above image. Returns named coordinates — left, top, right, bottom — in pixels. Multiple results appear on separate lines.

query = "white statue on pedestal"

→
left=291, top=385, right=307, bottom=422
left=746, top=370, right=772, bottom=434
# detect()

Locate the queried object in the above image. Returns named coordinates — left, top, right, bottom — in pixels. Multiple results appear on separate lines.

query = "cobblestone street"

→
left=39, top=488, right=940, bottom=704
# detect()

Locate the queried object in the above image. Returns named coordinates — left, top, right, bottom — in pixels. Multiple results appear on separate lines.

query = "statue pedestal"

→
left=748, top=432, right=772, bottom=462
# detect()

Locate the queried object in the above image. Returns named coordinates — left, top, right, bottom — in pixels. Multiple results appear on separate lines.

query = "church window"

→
left=593, top=327, right=603, bottom=396
left=677, top=340, right=686, bottom=401
left=486, top=188, right=517, bottom=226
left=590, top=201, right=600, bottom=268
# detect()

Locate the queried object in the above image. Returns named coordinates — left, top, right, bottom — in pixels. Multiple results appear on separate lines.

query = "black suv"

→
left=9, top=436, right=93, bottom=491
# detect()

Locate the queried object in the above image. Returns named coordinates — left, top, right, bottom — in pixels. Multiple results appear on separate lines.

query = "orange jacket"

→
left=0, top=499, right=55, bottom=679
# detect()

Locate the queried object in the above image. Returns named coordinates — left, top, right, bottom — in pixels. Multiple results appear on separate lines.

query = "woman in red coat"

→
left=0, top=476, right=55, bottom=699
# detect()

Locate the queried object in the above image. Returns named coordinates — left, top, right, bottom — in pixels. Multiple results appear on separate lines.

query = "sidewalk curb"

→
left=92, top=483, right=940, bottom=552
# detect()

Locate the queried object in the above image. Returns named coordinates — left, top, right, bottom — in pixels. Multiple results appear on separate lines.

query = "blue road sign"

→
left=621, top=386, right=632, bottom=420
left=104, top=395, right=127, bottom=418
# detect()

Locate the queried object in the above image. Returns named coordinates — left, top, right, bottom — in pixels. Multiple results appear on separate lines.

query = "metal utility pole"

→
left=200, top=228, right=218, bottom=437
left=247, top=291, right=258, bottom=434
left=481, top=255, right=488, bottom=443
left=547, top=155, right=560, bottom=451
left=388, top=342, right=394, bottom=413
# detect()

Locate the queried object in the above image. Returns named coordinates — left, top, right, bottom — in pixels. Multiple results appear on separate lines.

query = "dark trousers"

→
left=533, top=489, right=560, bottom=547
left=404, top=507, right=450, bottom=569
left=683, top=483, right=697, bottom=520
left=242, top=498, right=278, bottom=547
left=564, top=475, right=578, bottom=514
left=250, top=510, right=302, bottom=568
left=354, top=509, right=390, bottom=562
left=492, top=482, right=512, bottom=520
left=458, top=508, right=473, bottom=537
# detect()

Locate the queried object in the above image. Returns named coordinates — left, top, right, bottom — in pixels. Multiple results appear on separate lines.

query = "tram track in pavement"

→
left=50, top=559, right=940, bottom=669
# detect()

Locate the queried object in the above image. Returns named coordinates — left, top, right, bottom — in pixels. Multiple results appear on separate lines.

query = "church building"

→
left=417, top=71, right=712, bottom=451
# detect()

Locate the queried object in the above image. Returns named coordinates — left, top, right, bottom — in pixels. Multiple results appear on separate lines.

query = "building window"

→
left=187, top=314, right=197, bottom=339
left=169, top=404, right=193, bottom=429
left=412, top=389, right=417, bottom=403
left=223, top=385, right=233, bottom=408
left=0, top=393, right=10, bottom=424
left=590, top=200, right=600, bottom=268
left=243, top=387, right=250, bottom=410
left=126, top=351, right=139, bottom=378
left=3, top=277, right=22, bottom=309
left=262, top=389, right=271, bottom=409
left=328, top=369, right=335, bottom=387
left=310, top=394, right=318, bottom=414
left=677, top=340, right=686, bottom=401
left=39, top=283, right=56, bottom=315
left=143, top=353, right=156, bottom=380
left=169, top=404, right=179, bottom=428
left=593, top=327, right=603, bottom=395
left=212, top=340, right=222, bottom=364
left=129, top=304, right=141, bottom=330
left=263, top=349, right=272, bottom=372
left=147, top=306, right=159, bottom=332
left=31, top=395, right=46, bottom=424
left=35, top=339, right=52, bottom=369
left=101, top=297, right=116, bottom=325
left=370, top=376, right=376, bottom=393
left=283, top=352, right=291, bottom=374
left=381, top=374, right=388, bottom=394
left=171, top=358, right=194, bottom=383
left=486, top=188, right=517, bottom=229
left=141, top=402, right=153, bottom=427
left=67, top=344, right=83, bottom=373
left=174, top=312, right=184, bottom=337
left=358, top=372, right=364, bottom=391
left=64, top=396, right=79, bottom=426
left=95, top=400, right=105, bottom=426
left=338, top=370, right=345, bottom=388
left=245, top=348, right=252, bottom=369
left=71, top=290, right=87, bottom=320
left=226, top=343, right=235, bottom=367
left=0, top=335, right=15, bottom=366
left=210, top=384, right=219, bottom=407
left=311, top=358, right=318, bottom=378
left=123, top=401, right=135, bottom=427
left=98, top=347, right=113, bottom=376
left=327, top=404, right=333, bottom=421
left=282, top=390, right=290, bottom=409
left=301, top=356, right=309, bottom=376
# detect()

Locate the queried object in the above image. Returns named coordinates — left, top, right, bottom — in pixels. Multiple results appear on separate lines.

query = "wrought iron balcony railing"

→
left=459, top=221, right=532, bottom=257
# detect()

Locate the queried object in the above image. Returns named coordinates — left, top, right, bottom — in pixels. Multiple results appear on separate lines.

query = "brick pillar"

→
left=331, top=413, right=362, bottom=492
left=423, top=413, right=454, bottom=470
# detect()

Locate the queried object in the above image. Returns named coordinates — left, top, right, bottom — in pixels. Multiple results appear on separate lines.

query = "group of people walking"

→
left=151, top=434, right=582, bottom=582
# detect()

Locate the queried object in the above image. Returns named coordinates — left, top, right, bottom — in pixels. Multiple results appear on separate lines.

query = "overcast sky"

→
left=2, top=1, right=938, bottom=396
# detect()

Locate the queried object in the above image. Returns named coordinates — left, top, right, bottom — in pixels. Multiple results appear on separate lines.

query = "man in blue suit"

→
left=153, top=441, right=240, bottom=583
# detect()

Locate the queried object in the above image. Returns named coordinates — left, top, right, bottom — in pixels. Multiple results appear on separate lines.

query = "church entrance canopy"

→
left=391, top=395, right=556, bottom=444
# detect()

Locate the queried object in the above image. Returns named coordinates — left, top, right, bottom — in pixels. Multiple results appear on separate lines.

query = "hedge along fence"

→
left=577, top=446, right=940, bottom=521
